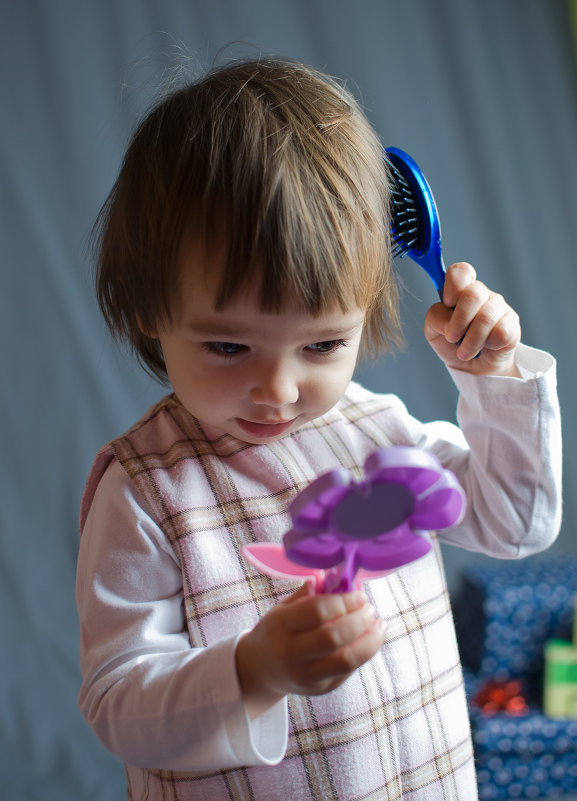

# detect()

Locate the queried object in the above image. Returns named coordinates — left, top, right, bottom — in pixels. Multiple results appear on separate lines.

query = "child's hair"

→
left=94, top=56, right=402, bottom=381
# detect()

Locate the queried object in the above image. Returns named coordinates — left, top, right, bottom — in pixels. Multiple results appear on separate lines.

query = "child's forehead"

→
left=178, top=236, right=227, bottom=288
left=175, top=235, right=265, bottom=305
left=177, top=290, right=365, bottom=342
left=175, top=241, right=362, bottom=325
left=173, top=228, right=375, bottom=332
left=177, top=236, right=261, bottom=308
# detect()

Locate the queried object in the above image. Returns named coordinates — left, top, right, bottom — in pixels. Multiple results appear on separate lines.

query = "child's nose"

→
left=250, top=362, right=299, bottom=407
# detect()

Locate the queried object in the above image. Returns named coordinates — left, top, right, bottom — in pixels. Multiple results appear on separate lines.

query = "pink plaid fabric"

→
left=84, top=384, right=478, bottom=800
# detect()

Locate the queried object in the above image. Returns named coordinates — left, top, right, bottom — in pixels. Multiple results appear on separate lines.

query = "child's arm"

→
left=77, top=461, right=287, bottom=772
left=405, top=263, right=561, bottom=556
left=424, top=262, right=521, bottom=377
left=235, top=585, right=386, bottom=720
left=77, top=461, right=386, bottom=771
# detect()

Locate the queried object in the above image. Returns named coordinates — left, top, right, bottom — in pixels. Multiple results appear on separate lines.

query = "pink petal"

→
left=243, top=543, right=326, bottom=582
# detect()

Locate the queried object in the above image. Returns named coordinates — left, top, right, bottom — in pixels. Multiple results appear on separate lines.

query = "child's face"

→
left=154, top=246, right=365, bottom=445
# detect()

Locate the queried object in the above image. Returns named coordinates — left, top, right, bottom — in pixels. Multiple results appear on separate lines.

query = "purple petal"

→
left=285, top=535, right=345, bottom=569
left=354, top=525, right=432, bottom=571
left=365, top=447, right=445, bottom=497
left=410, top=485, right=465, bottom=530
left=289, top=469, right=351, bottom=530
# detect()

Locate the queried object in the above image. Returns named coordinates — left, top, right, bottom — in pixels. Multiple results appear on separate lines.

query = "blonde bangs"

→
left=197, top=60, right=401, bottom=353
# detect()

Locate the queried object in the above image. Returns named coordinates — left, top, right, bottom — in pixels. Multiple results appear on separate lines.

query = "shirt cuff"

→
left=447, top=343, right=557, bottom=405
left=226, top=632, right=288, bottom=767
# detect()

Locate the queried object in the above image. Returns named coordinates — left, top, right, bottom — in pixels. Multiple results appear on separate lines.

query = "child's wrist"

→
left=235, top=632, right=285, bottom=720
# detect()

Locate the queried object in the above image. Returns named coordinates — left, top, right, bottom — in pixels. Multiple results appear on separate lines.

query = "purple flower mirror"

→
left=244, top=446, right=466, bottom=594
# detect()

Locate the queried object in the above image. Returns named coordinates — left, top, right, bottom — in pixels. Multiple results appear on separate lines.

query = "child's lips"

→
left=236, top=418, right=296, bottom=438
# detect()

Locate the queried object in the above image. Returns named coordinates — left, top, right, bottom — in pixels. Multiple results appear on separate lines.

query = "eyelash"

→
left=201, top=339, right=349, bottom=358
left=306, top=339, right=349, bottom=355
left=201, top=342, right=248, bottom=358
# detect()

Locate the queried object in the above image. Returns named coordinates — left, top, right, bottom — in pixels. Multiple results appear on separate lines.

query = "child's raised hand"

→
left=235, top=584, right=386, bottom=719
left=424, top=262, right=521, bottom=377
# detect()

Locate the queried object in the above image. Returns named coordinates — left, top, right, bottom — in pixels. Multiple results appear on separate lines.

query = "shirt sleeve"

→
left=76, top=459, right=288, bottom=771
left=401, top=343, right=562, bottom=557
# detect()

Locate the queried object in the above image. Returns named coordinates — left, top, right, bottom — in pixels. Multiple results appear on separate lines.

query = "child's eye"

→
left=306, top=339, right=348, bottom=355
left=202, top=342, right=248, bottom=357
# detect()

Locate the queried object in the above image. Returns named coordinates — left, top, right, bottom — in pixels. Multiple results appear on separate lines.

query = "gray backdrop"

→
left=2, top=1, right=576, bottom=798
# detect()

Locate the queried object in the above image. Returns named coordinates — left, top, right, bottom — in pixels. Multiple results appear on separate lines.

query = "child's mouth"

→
left=236, top=418, right=295, bottom=438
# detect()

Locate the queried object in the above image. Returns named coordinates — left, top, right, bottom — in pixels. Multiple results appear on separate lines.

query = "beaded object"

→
left=455, top=559, right=577, bottom=799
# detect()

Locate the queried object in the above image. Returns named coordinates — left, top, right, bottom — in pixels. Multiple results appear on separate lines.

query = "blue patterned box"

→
left=454, top=557, right=577, bottom=700
left=466, top=692, right=577, bottom=801
left=456, top=558, right=577, bottom=799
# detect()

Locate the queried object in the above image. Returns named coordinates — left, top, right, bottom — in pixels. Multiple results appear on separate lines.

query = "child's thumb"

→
left=282, top=581, right=315, bottom=603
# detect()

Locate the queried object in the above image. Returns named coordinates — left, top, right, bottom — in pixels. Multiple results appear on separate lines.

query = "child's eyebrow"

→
left=184, top=322, right=254, bottom=338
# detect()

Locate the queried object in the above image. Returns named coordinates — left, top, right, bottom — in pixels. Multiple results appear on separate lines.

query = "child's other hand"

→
left=235, top=584, right=386, bottom=719
left=424, top=262, right=521, bottom=377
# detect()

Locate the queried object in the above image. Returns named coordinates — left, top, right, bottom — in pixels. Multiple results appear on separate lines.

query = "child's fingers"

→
left=456, top=301, right=519, bottom=362
left=280, top=590, right=368, bottom=633
left=304, top=617, right=387, bottom=691
left=441, top=263, right=520, bottom=355
left=279, top=582, right=312, bottom=604
left=425, top=261, right=521, bottom=375
left=485, top=307, right=521, bottom=352
left=443, top=282, right=492, bottom=347
left=237, top=592, right=385, bottom=704
left=440, top=261, right=477, bottom=308
left=295, top=600, right=379, bottom=660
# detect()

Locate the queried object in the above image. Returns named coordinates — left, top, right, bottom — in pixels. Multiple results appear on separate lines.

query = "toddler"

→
left=77, top=57, right=562, bottom=800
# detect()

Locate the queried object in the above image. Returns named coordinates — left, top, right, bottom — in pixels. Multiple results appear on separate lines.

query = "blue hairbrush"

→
left=386, top=146, right=446, bottom=301
left=386, top=146, right=480, bottom=356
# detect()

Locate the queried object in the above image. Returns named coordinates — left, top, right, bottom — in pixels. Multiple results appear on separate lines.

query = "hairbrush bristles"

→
left=388, top=162, right=425, bottom=258
left=385, top=147, right=446, bottom=299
